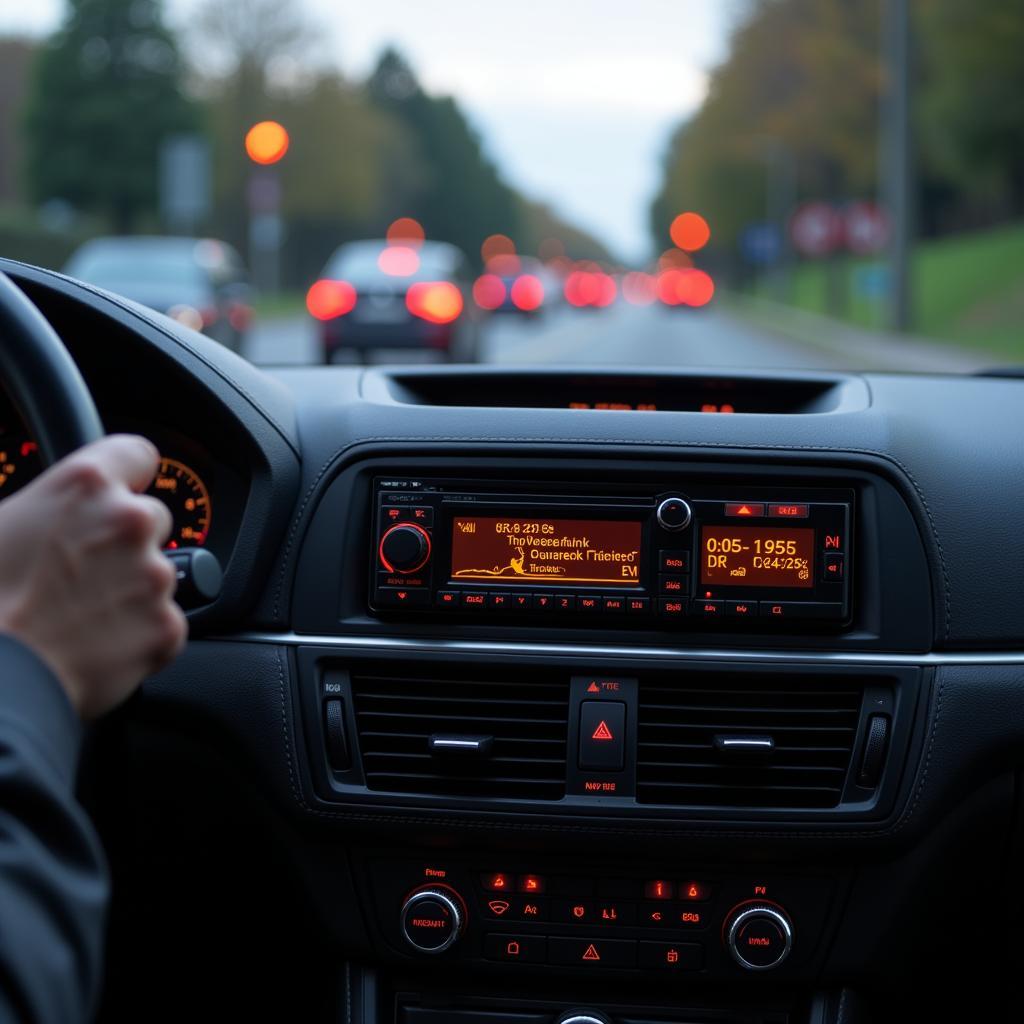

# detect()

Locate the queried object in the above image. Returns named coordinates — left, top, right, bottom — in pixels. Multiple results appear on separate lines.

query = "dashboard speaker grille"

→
left=636, top=676, right=863, bottom=809
left=351, top=672, right=569, bottom=800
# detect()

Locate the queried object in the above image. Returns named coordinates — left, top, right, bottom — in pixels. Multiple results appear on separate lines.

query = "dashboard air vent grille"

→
left=637, top=676, right=862, bottom=809
left=351, top=672, right=569, bottom=800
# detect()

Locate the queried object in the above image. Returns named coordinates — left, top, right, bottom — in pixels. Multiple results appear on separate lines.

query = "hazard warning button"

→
left=579, top=701, right=626, bottom=772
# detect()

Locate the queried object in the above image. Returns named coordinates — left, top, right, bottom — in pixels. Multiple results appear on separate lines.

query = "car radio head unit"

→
left=370, top=477, right=851, bottom=628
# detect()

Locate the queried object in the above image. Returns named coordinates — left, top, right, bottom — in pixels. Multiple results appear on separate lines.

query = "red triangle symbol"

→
left=592, top=721, right=614, bottom=741
left=587, top=682, right=600, bottom=693
left=738, top=505, right=751, bottom=515
left=582, top=943, right=601, bottom=961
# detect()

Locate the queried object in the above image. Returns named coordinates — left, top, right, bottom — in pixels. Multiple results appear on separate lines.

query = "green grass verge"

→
left=753, top=220, right=1024, bottom=359
left=253, top=291, right=305, bottom=320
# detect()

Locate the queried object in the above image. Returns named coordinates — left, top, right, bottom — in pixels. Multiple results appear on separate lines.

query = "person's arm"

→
left=0, top=637, right=107, bottom=1023
left=0, top=435, right=187, bottom=1023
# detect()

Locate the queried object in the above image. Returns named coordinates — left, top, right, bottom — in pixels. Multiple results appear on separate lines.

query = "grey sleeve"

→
left=0, top=635, right=109, bottom=1024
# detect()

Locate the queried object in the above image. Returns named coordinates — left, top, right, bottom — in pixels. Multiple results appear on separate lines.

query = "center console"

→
left=282, top=450, right=942, bottom=1024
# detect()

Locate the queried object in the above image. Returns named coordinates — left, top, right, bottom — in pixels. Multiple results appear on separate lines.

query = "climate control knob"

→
left=655, top=496, right=692, bottom=531
left=379, top=523, right=432, bottom=574
left=725, top=903, right=793, bottom=971
left=400, top=887, right=464, bottom=954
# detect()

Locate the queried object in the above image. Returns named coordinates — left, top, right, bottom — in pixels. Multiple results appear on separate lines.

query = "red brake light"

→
left=593, top=272, right=617, bottom=307
left=510, top=274, right=544, bottom=311
left=228, top=302, right=253, bottom=332
left=473, top=273, right=507, bottom=310
left=677, top=268, right=715, bottom=307
left=406, top=281, right=464, bottom=324
left=306, top=279, right=357, bottom=320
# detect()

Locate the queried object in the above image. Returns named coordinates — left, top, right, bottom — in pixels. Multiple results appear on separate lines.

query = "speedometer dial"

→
left=148, top=458, right=212, bottom=548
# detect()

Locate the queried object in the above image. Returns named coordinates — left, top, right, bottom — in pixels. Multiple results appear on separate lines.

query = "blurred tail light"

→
left=679, top=268, right=715, bottom=307
left=307, top=279, right=357, bottom=320
left=510, top=274, right=544, bottom=311
left=564, top=270, right=615, bottom=308
left=228, top=302, right=253, bottom=332
left=167, top=304, right=205, bottom=331
left=473, top=273, right=507, bottom=310
left=406, top=281, right=463, bottom=324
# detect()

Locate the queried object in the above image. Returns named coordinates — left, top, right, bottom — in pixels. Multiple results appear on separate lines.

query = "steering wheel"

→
left=0, top=271, right=103, bottom=463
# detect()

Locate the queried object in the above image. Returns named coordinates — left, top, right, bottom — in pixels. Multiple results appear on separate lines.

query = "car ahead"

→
left=472, top=254, right=551, bottom=317
left=64, top=236, right=255, bottom=352
left=307, top=239, right=482, bottom=363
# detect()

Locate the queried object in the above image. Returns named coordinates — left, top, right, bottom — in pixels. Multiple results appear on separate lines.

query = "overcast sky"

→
left=0, top=0, right=732, bottom=260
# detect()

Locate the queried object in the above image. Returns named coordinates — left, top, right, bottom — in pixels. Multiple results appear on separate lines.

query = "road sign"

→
left=845, top=201, right=891, bottom=255
left=159, top=134, right=210, bottom=233
left=853, top=263, right=890, bottom=299
left=789, top=202, right=843, bottom=257
left=740, top=222, right=783, bottom=266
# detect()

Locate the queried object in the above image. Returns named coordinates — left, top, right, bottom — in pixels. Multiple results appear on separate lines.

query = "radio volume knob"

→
left=379, top=523, right=432, bottom=574
left=401, top=887, right=464, bottom=954
left=656, top=497, right=692, bottom=531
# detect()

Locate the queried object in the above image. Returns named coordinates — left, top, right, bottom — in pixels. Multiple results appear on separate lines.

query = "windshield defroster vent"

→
left=350, top=672, right=569, bottom=800
left=636, top=676, right=863, bottom=809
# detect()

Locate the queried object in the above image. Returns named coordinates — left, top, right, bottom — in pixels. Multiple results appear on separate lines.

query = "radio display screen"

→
left=700, top=525, right=814, bottom=588
left=450, top=516, right=643, bottom=587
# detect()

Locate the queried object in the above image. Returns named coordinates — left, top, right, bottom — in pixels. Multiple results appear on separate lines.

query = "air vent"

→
left=637, top=676, right=863, bottom=809
left=351, top=673, right=569, bottom=800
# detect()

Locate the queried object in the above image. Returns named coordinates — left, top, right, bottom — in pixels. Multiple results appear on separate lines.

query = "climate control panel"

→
left=362, top=858, right=835, bottom=979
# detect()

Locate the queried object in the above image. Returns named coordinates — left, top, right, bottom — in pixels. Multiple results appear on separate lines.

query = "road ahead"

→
left=243, top=302, right=983, bottom=373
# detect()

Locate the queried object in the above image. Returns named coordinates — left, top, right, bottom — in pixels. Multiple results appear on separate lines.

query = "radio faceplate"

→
left=370, top=477, right=852, bottom=628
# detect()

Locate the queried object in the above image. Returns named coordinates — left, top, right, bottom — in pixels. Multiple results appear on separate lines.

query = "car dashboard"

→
left=2, top=259, right=1024, bottom=1024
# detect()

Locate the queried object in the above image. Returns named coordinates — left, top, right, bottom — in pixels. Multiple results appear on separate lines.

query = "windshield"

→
left=1, top=1, right=1020, bottom=371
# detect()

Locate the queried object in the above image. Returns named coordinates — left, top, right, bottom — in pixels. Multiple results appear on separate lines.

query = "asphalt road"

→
left=242, top=302, right=981, bottom=373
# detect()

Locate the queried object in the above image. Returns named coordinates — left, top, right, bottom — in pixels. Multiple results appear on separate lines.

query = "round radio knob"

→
left=379, top=523, right=431, bottom=574
left=400, top=887, right=464, bottom=954
left=656, top=496, right=692, bottom=531
left=725, top=903, right=793, bottom=971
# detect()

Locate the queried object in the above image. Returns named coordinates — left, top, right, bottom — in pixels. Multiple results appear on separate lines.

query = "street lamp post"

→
left=244, top=120, right=289, bottom=296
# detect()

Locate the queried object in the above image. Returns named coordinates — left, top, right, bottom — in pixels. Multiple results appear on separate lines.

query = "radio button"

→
left=533, top=593, right=555, bottom=611
left=725, top=502, right=765, bottom=518
left=822, top=552, right=845, bottom=582
left=658, top=598, right=687, bottom=618
left=760, top=601, right=844, bottom=619
left=461, top=592, right=487, bottom=609
left=697, top=599, right=724, bottom=617
left=510, top=593, right=533, bottom=611
left=436, top=590, right=459, bottom=609
left=376, top=587, right=429, bottom=607
left=382, top=505, right=434, bottom=526
left=554, top=594, right=577, bottom=612
left=488, top=592, right=512, bottom=610
left=659, top=574, right=689, bottom=595
left=626, top=596, right=650, bottom=614
left=659, top=549, right=690, bottom=573
left=578, top=595, right=602, bottom=613
left=726, top=600, right=756, bottom=618
left=602, top=595, right=626, bottom=613
left=769, top=503, right=809, bottom=518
